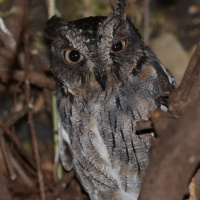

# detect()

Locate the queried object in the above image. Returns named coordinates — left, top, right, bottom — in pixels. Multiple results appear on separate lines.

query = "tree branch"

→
left=139, top=42, right=200, bottom=200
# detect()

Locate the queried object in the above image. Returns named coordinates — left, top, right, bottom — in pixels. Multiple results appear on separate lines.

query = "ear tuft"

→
left=44, top=16, right=68, bottom=40
left=112, top=0, right=127, bottom=19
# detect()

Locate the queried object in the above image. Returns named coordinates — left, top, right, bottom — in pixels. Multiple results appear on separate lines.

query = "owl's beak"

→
left=95, top=70, right=107, bottom=91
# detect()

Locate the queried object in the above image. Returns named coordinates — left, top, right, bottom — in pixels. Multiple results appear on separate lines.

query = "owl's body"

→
left=45, top=1, right=176, bottom=199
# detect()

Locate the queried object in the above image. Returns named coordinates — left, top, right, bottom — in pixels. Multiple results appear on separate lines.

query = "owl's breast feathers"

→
left=56, top=60, right=175, bottom=200
left=45, top=0, right=176, bottom=199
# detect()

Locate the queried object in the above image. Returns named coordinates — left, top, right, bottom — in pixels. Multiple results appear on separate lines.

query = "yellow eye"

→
left=111, top=40, right=127, bottom=53
left=63, top=49, right=84, bottom=64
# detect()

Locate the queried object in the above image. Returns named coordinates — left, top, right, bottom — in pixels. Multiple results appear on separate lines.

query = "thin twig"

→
left=136, top=120, right=153, bottom=132
left=0, top=119, right=36, bottom=173
left=0, top=67, right=55, bottom=90
left=42, top=0, right=56, bottom=18
left=129, top=0, right=135, bottom=24
left=24, top=31, right=46, bottom=200
left=0, top=0, right=28, bottom=68
left=48, top=171, right=75, bottom=200
left=6, top=106, right=30, bottom=127
left=9, top=152, right=34, bottom=187
left=0, top=135, right=17, bottom=181
left=143, top=0, right=150, bottom=44
left=0, top=155, right=12, bottom=200
left=28, top=110, right=46, bottom=200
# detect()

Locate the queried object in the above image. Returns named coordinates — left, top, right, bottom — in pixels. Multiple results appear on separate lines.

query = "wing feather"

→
left=58, top=118, right=73, bottom=171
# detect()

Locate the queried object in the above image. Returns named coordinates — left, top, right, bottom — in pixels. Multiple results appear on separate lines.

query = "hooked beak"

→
left=95, top=70, right=107, bottom=91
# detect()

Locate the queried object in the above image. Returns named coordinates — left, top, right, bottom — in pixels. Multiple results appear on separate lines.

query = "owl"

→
left=45, top=0, right=176, bottom=199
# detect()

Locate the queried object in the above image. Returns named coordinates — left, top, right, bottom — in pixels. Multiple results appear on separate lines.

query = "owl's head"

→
left=45, top=0, right=146, bottom=94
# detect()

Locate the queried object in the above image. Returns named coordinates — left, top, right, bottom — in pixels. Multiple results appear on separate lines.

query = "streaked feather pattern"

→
left=45, top=0, right=176, bottom=199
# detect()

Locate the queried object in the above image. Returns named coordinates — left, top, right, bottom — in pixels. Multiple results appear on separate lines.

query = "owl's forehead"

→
left=68, top=16, right=106, bottom=38
left=65, top=16, right=112, bottom=55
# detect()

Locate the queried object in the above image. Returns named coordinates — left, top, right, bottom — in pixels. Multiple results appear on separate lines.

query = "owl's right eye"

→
left=63, top=49, right=84, bottom=64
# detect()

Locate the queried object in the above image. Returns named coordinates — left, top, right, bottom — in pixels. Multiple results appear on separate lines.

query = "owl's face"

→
left=46, top=2, right=145, bottom=94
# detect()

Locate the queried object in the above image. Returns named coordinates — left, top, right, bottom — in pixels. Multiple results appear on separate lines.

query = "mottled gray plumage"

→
left=45, top=0, right=176, bottom=199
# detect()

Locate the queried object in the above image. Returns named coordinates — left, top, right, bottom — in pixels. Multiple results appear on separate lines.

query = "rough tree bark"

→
left=138, top=42, right=200, bottom=200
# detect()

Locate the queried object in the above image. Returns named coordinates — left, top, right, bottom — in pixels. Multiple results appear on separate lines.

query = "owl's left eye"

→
left=63, top=49, right=84, bottom=64
left=111, top=40, right=127, bottom=53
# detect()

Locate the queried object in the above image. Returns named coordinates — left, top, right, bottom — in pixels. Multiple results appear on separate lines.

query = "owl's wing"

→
left=158, top=62, right=177, bottom=111
left=160, top=63, right=177, bottom=89
left=58, top=118, right=73, bottom=171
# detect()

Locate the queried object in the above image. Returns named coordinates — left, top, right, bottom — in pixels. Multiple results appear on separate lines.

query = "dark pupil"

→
left=69, top=50, right=80, bottom=62
left=112, top=42, right=123, bottom=52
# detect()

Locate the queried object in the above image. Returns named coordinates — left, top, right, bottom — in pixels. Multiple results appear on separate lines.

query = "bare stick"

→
left=136, top=120, right=152, bottom=132
left=24, top=31, right=46, bottom=200
left=0, top=108, right=40, bottom=176
left=0, top=67, right=55, bottom=90
left=9, top=152, right=34, bottom=187
left=48, top=171, right=75, bottom=200
left=42, top=0, right=56, bottom=18
left=143, top=0, right=150, bottom=44
left=0, top=154, right=12, bottom=200
left=0, top=136, right=17, bottom=181
left=129, top=0, right=135, bottom=23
